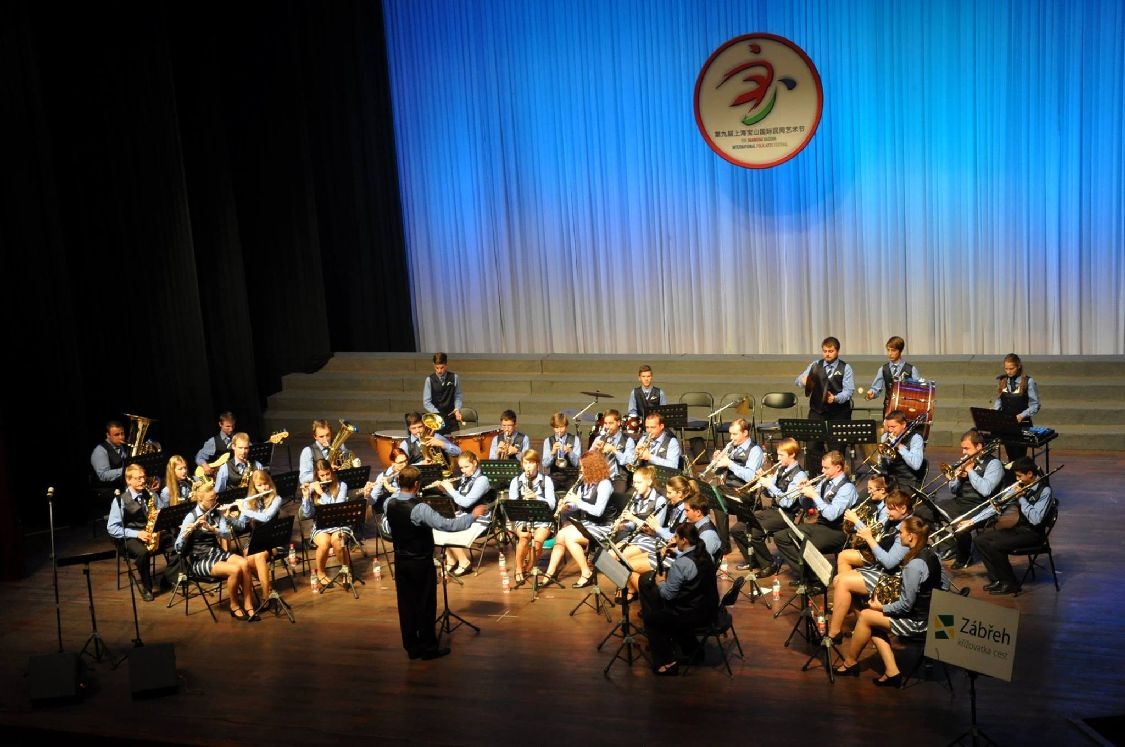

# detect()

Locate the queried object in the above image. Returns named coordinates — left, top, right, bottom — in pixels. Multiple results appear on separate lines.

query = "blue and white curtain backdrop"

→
left=382, top=0, right=1124, bottom=356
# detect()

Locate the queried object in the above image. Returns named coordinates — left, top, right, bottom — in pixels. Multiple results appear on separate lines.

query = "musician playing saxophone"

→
left=300, top=458, right=353, bottom=589
left=489, top=409, right=531, bottom=461
left=957, top=457, right=1055, bottom=595
left=400, top=412, right=461, bottom=467
left=834, top=517, right=949, bottom=687
left=436, top=451, right=492, bottom=575
left=107, top=462, right=170, bottom=601
left=732, top=438, right=807, bottom=575
left=508, top=450, right=556, bottom=587
left=939, top=429, right=1004, bottom=570
left=214, top=433, right=263, bottom=492
left=826, top=488, right=913, bottom=643
left=874, top=410, right=927, bottom=490
left=541, top=451, right=614, bottom=588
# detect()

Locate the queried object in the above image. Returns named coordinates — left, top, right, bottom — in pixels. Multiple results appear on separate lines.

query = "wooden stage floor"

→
left=1, top=446, right=1123, bottom=746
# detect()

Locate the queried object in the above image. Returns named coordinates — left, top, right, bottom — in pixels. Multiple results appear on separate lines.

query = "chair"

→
left=678, top=392, right=716, bottom=449
left=1012, top=505, right=1060, bottom=594
left=693, top=575, right=746, bottom=676
left=460, top=407, right=479, bottom=426
left=755, top=392, right=799, bottom=447
left=165, top=555, right=225, bottom=622
left=896, top=631, right=954, bottom=690
left=714, top=393, right=754, bottom=445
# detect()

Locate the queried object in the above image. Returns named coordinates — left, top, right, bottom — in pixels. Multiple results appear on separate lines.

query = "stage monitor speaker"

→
left=128, top=643, right=179, bottom=699
left=28, top=652, right=82, bottom=705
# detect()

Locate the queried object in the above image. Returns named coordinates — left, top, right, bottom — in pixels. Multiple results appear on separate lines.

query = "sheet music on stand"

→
left=652, top=403, right=688, bottom=429
left=421, top=494, right=458, bottom=519
left=272, top=470, right=300, bottom=501
left=432, top=524, right=486, bottom=549
left=124, top=451, right=169, bottom=479
left=248, top=442, right=275, bottom=469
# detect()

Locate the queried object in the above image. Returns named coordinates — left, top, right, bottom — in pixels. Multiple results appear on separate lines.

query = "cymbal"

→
left=581, top=390, right=615, bottom=399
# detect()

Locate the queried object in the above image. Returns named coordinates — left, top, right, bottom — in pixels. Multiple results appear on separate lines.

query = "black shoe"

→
left=572, top=574, right=594, bottom=589
left=873, top=673, right=902, bottom=688
left=141, top=588, right=154, bottom=602
left=988, top=583, right=1018, bottom=596
left=541, top=573, right=564, bottom=588
left=950, top=558, right=972, bottom=571
left=834, top=662, right=860, bottom=677
left=452, top=564, right=471, bottom=577
left=758, top=564, right=780, bottom=578
left=420, top=648, right=451, bottom=660
left=982, top=579, right=1002, bottom=592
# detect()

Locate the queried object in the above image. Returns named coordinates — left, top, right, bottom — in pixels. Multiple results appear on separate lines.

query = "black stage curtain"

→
left=0, top=1, right=413, bottom=568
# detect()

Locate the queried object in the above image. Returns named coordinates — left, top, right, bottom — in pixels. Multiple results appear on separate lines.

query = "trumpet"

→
left=553, top=436, right=570, bottom=470
left=699, top=442, right=734, bottom=482
left=929, top=465, right=1063, bottom=548
left=777, top=471, right=829, bottom=503
left=735, top=459, right=781, bottom=495
left=626, top=434, right=653, bottom=472
left=495, top=432, right=515, bottom=459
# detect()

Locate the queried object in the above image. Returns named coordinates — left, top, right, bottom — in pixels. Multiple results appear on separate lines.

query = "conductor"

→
left=385, top=466, right=487, bottom=660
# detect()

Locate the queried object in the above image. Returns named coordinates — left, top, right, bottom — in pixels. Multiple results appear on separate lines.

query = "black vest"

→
left=957, top=454, right=999, bottom=503
left=912, top=547, right=944, bottom=618
left=809, top=359, right=852, bottom=417
left=880, top=362, right=915, bottom=397
left=428, top=372, right=458, bottom=416
left=204, top=434, right=231, bottom=464
left=880, top=434, right=925, bottom=486
left=775, top=463, right=800, bottom=493
left=998, top=375, right=1031, bottom=419
left=816, top=479, right=847, bottom=530
left=386, top=495, right=434, bottom=561
left=119, top=490, right=151, bottom=531
left=633, top=386, right=663, bottom=420
left=723, top=440, right=756, bottom=489
left=183, top=505, right=221, bottom=559
left=667, top=546, right=718, bottom=620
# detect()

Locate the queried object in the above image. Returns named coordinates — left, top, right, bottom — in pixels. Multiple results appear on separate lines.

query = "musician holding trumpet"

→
left=590, top=409, right=634, bottom=493
left=624, top=412, right=682, bottom=470
left=939, top=430, right=1005, bottom=570
left=731, top=438, right=807, bottom=576
left=174, top=481, right=257, bottom=620
left=489, top=410, right=531, bottom=461
left=542, top=412, right=582, bottom=492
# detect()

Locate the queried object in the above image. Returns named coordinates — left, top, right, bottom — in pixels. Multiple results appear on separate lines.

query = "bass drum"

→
left=884, top=380, right=936, bottom=440
left=452, top=426, right=500, bottom=460
left=369, top=430, right=408, bottom=469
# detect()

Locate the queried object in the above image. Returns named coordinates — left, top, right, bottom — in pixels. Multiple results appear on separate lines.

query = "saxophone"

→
left=143, top=493, right=161, bottom=552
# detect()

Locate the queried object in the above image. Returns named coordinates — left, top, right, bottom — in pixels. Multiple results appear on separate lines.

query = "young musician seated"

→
left=620, top=475, right=693, bottom=601
left=508, top=450, right=556, bottom=586
left=174, top=482, right=257, bottom=621
left=300, top=458, right=354, bottom=588
left=235, top=469, right=283, bottom=605
left=541, top=451, right=613, bottom=588
left=834, top=516, right=949, bottom=686
left=638, top=523, right=720, bottom=676
left=435, top=451, right=491, bottom=575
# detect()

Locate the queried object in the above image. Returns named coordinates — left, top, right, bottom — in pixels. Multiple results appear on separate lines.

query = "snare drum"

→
left=369, top=430, right=408, bottom=468
left=885, top=380, right=936, bottom=440
left=452, top=426, right=500, bottom=460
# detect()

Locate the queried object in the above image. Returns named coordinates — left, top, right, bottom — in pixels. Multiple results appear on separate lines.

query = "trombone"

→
left=917, top=439, right=1003, bottom=494
left=929, top=465, right=1063, bottom=548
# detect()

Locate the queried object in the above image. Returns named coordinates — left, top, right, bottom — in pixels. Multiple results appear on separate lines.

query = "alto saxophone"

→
left=143, top=497, right=161, bottom=552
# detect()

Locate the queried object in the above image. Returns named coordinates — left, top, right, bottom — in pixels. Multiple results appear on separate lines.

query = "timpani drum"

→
left=884, top=380, right=936, bottom=440
left=452, top=425, right=500, bottom=460
left=369, top=430, right=408, bottom=468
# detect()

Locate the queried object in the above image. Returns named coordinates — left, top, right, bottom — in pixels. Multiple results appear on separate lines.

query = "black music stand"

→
left=653, top=403, right=689, bottom=446
left=650, top=465, right=682, bottom=492
left=335, top=465, right=372, bottom=493
left=245, top=515, right=297, bottom=622
left=58, top=550, right=122, bottom=667
left=725, top=497, right=772, bottom=608
left=310, top=499, right=367, bottom=598
left=124, top=452, right=169, bottom=481
left=248, top=442, right=275, bottom=470
left=503, top=501, right=555, bottom=601
left=567, top=520, right=616, bottom=622
left=215, top=486, right=250, bottom=550
left=432, top=521, right=486, bottom=643
left=779, top=418, right=828, bottom=447
left=416, top=464, right=446, bottom=494
left=594, top=540, right=648, bottom=676
left=272, top=471, right=300, bottom=506
left=420, top=493, right=466, bottom=582
left=827, top=419, right=879, bottom=475
left=478, top=460, right=522, bottom=488
left=150, top=503, right=192, bottom=561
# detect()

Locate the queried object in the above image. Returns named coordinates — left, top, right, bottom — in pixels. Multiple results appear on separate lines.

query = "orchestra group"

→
left=92, top=343, right=1058, bottom=676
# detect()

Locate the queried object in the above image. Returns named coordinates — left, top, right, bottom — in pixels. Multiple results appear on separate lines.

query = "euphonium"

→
left=420, top=413, right=451, bottom=477
left=327, top=419, right=359, bottom=470
left=125, top=413, right=161, bottom=456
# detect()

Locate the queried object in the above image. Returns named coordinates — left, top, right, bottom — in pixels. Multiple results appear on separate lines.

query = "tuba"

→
left=125, top=413, right=161, bottom=456
left=327, top=419, right=359, bottom=470
left=420, top=413, right=451, bottom=477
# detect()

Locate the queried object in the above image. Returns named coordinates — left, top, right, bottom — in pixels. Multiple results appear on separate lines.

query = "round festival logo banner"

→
left=694, top=33, right=823, bottom=169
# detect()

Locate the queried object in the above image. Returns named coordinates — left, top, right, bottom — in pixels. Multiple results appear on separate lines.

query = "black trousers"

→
left=773, top=522, right=847, bottom=577
left=975, top=524, right=1042, bottom=586
left=731, top=508, right=790, bottom=568
left=118, top=537, right=155, bottom=589
left=639, top=576, right=706, bottom=669
left=937, top=495, right=985, bottom=563
left=392, top=556, right=439, bottom=657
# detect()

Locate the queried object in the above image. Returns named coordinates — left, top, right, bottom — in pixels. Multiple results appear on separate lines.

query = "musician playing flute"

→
left=958, top=457, right=1055, bottom=595
left=236, top=469, right=283, bottom=604
left=826, top=488, right=913, bottom=643
left=834, top=516, right=949, bottom=687
left=508, top=450, right=556, bottom=587
left=175, top=481, right=257, bottom=621
left=939, top=429, right=1004, bottom=570
left=435, top=451, right=491, bottom=576
left=733, top=438, right=807, bottom=575
left=541, top=451, right=613, bottom=588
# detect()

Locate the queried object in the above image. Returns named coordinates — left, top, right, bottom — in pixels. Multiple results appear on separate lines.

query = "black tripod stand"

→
left=246, top=515, right=297, bottom=622
left=949, top=671, right=999, bottom=746
left=568, top=520, right=615, bottom=622
left=434, top=544, right=479, bottom=643
left=591, top=545, right=649, bottom=675
left=60, top=550, right=124, bottom=668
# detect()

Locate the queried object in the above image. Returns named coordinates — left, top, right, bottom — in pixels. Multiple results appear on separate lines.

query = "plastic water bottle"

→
left=287, top=544, right=297, bottom=568
left=373, top=560, right=383, bottom=581
left=501, top=572, right=511, bottom=593
left=311, top=572, right=320, bottom=593
left=816, top=612, right=826, bottom=636
left=498, top=552, right=507, bottom=572
left=772, top=576, right=781, bottom=602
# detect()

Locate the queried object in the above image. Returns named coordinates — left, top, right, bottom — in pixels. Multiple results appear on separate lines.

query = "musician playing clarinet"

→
left=541, top=451, right=613, bottom=588
left=707, top=418, right=763, bottom=564
left=610, top=466, right=667, bottom=548
left=958, top=457, right=1055, bottom=595
left=620, top=475, right=694, bottom=601
left=508, top=450, right=556, bottom=587
left=939, top=429, right=1004, bottom=570
left=874, top=410, right=926, bottom=491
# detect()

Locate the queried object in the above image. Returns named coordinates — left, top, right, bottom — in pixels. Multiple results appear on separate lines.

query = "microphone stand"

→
left=48, top=487, right=63, bottom=653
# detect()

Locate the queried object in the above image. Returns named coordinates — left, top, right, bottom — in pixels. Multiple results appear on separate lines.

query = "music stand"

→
left=335, top=465, right=372, bottom=492
left=826, top=419, right=879, bottom=474
left=58, top=550, right=122, bottom=667
left=248, top=442, right=275, bottom=470
left=478, top=459, right=522, bottom=487
left=245, top=515, right=297, bottom=621
left=150, top=503, right=192, bottom=565
left=594, top=543, right=649, bottom=676
left=309, top=499, right=367, bottom=598
left=796, top=539, right=839, bottom=684
left=416, top=464, right=446, bottom=494
left=779, top=418, right=828, bottom=447
left=272, top=470, right=300, bottom=501
left=725, top=497, right=772, bottom=608
left=432, top=523, right=487, bottom=643
left=650, top=465, right=682, bottom=492
left=652, top=403, right=688, bottom=429
left=567, top=520, right=616, bottom=622
left=502, top=501, right=555, bottom=601
left=124, top=452, right=169, bottom=481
